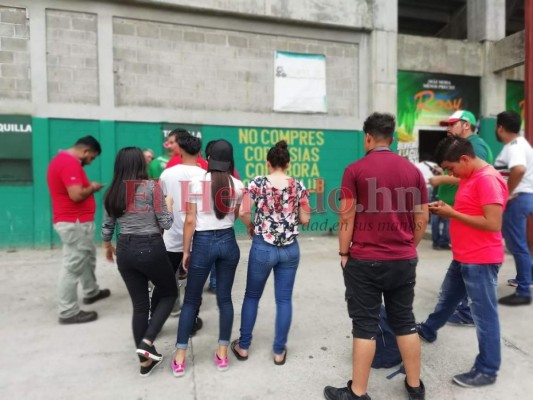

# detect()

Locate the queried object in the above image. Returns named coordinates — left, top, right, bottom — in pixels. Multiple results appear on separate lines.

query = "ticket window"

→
left=418, top=129, right=446, bottom=162
left=0, top=116, right=32, bottom=184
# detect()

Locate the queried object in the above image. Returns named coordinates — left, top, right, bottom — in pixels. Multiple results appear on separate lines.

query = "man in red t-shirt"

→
left=418, top=136, right=507, bottom=388
left=47, top=136, right=110, bottom=325
left=165, top=128, right=208, bottom=170
left=324, top=113, right=429, bottom=400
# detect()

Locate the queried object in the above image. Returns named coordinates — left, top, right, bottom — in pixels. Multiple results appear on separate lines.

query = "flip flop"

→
left=230, top=339, right=248, bottom=361
left=273, top=349, right=287, bottom=366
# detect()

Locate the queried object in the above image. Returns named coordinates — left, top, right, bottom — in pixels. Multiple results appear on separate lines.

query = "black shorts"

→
left=343, top=257, right=418, bottom=339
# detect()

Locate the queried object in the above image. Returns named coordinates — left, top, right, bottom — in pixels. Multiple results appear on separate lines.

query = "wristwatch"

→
left=338, top=251, right=349, bottom=256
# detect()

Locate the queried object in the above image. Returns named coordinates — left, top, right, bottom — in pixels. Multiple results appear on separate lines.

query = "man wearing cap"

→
left=428, top=110, right=494, bottom=326
left=495, top=111, right=533, bottom=306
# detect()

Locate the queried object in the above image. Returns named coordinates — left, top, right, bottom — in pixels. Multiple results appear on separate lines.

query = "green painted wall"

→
left=0, top=117, right=364, bottom=248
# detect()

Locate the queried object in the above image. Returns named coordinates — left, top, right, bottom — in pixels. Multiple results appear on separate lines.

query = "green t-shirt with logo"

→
left=437, top=134, right=493, bottom=206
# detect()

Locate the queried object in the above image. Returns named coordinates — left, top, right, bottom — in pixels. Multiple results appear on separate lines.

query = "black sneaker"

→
left=139, top=358, right=163, bottom=377
left=83, top=289, right=111, bottom=305
left=323, top=381, right=371, bottom=400
left=498, top=293, right=532, bottom=306
left=452, top=368, right=496, bottom=388
left=59, top=310, right=98, bottom=325
left=190, top=317, right=203, bottom=337
left=405, top=378, right=425, bottom=400
left=136, top=341, right=163, bottom=361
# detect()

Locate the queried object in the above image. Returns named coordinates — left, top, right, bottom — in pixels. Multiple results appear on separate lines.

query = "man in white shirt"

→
left=155, top=135, right=206, bottom=331
left=495, top=111, right=533, bottom=306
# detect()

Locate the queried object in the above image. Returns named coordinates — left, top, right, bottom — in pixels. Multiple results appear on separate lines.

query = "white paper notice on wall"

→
left=273, top=51, right=327, bottom=113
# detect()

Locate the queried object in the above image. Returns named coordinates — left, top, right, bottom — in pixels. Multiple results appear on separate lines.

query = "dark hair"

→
left=363, top=112, right=396, bottom=139
left=207, top=140, right=235, bottom=220
left=496, top=111, right=521, bottom=134
left=168, top=128, right=191, bottom=142
left=178, top=135, right=201, bottom=156
left=205, top=140, right=216, bottom=159
left=435, top=136, right=475, bottom=165
left=104, top=147, right=148, bottom=218
left=267, top=140, right=290, bottom=168
left=74, top=135, right=101, bottom=154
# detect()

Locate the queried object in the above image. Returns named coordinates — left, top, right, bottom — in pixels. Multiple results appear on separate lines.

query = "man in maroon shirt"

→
left=47, top=136, right=110, bottom=324
left=324, top=113, right=429, bottom=400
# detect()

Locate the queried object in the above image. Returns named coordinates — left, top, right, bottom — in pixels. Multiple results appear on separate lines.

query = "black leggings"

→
left=117, top=234, right=177, bottom=345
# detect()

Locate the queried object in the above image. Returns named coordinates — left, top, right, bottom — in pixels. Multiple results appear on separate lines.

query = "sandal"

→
left=273, top=349, right=287, bottom=366
left=230, top=339, right=248, bottom=361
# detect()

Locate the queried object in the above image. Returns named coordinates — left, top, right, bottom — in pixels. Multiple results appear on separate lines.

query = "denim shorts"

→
left=343, top=257, right=418, bottom=339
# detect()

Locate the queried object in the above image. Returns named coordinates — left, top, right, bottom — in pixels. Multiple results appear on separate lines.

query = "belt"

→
left=119, top=233, right=162, bottom=239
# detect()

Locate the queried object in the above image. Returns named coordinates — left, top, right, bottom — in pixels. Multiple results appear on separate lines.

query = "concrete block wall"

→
left=46, top=9, right=99, bottom=104
left=137, top=0, right=372, bottom=29
left=113, top=17, right=359, bottom=116
left=398, top=34, right=484, bottom=77
left=0, top=6, right=31, bottom=100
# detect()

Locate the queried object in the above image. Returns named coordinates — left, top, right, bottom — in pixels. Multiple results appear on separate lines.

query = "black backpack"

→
left=372, top=306, right=403, bottom=371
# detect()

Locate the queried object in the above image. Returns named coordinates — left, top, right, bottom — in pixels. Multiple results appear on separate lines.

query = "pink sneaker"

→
left=214, top=352, right=229, bottom=372
left=171, top=358, right=186, bottom=377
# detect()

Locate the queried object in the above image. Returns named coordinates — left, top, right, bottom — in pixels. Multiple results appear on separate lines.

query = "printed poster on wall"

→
left=506, top=80, right=525, bottom=132
left=397, top=71, right=480, bottom=162
left=273, top=51, right=327, bottom=113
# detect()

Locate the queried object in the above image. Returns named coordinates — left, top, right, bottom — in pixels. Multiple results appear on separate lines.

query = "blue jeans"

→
left=238, top=236, right=300, bottom=355
left=431, top=214, right=450, bottom=247
left=502, top=193, right=533, bottom=297
left=419, top=261, right=501, bottom=376
left=175, top=228, right=240, bottom=349
left=209, top=264, right=216, bottom=289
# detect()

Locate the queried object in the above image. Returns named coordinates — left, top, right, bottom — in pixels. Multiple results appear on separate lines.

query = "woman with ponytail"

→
left=231, top=140, right=310, bottom=365
left=172, top=139, right=244, bottom=376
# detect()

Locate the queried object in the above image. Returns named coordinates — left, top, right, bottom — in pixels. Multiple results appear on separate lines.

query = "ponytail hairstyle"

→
left=206, top=139, right=235, bottom=220
left=267, top=140, right=290, bottom=168
left=104, top=147, right=148, bottom=218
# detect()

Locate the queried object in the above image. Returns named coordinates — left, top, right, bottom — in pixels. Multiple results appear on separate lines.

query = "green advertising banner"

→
left=202, top=125, right=364, bottom=233
left=506, top=80, right=525, bottom=131
left=397, top=71, right=480, bottom=161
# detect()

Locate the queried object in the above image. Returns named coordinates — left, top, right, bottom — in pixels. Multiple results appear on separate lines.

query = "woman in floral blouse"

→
left=231, top=140, right=310, bottom=365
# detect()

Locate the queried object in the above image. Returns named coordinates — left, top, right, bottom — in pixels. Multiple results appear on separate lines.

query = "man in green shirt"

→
left=148, top=153, right=170, bottom=179
left=428, top=110, right=494, bottom=327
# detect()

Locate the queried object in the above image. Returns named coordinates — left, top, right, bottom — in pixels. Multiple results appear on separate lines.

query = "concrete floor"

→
left=1, top=236, right=532, bottom=399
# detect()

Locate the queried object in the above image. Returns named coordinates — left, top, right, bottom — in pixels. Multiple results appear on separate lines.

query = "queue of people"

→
left=45, top=109, right=533, bottom=398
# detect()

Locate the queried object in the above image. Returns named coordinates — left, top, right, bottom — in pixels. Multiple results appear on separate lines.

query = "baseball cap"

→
left=439, top=110, right=476, bottom=127
left=207, top=139, right=233, bottom=172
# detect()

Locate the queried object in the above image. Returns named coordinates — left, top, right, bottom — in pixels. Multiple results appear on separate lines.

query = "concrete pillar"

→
left=481, top=42, right=506, bottom=116
left=467, top=0, right=505, bottom=42
left=368, top=0, right=397, bottom=116
left=468, top=0, right=506, bottom=117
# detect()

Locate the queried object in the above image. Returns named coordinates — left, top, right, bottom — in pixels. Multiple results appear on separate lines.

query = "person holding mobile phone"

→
left=418, top=136, right=507, bottom=388
left=47, top=135, right=110, bottom=326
